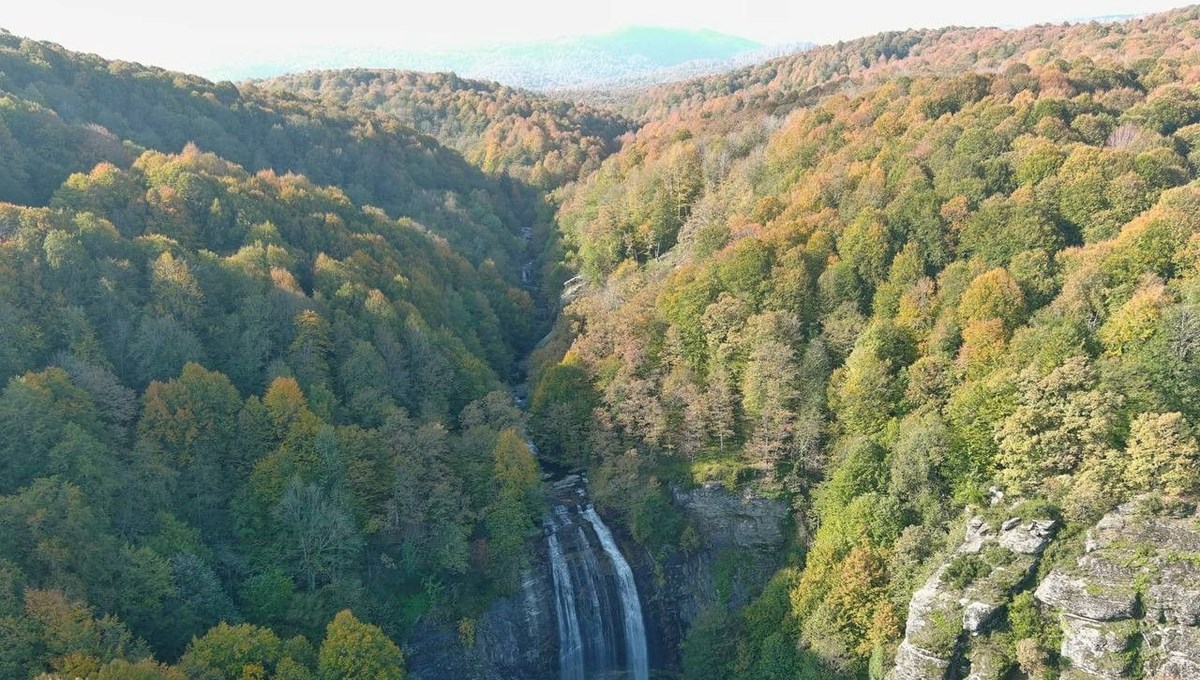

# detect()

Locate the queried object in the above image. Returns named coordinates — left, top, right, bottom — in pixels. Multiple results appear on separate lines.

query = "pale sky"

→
left=3, top=0, right=1193, bottom=78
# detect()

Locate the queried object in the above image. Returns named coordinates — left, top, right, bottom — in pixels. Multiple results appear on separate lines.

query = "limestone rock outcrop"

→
left=1035, top=501, right=1200, bottom=680
left=886, top=514, right=1058, bottom=680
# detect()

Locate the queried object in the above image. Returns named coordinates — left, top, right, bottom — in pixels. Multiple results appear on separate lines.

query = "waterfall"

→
left=547, top=524, right=585, bottom=680
left=544, top=498, right=651, bottom=680
left=576, top=526, right=619, bottom=673
left=583, top=506, right=650, bottom=680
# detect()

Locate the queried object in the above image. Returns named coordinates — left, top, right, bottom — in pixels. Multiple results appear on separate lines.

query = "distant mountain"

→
left=209, top=26, right=765, bottom=89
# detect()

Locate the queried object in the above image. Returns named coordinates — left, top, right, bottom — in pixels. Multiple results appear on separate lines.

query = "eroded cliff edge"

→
left=888, top=500, right=1200, bottom=680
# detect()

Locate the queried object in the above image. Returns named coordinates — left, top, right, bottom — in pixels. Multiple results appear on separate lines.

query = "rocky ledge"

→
left=671, top=483, right=791, bottom=551
left=887, top=514, right=1058, bottom=680
left=1035, top=501, right=1200, bottom=680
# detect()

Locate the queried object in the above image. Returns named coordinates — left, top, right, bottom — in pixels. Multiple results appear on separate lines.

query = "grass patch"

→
left=690, top=449, right=756, bottom=490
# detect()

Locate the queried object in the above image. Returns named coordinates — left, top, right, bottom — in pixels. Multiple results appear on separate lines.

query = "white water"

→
left=547, top=526, right=585, bottom=680
left=583, top=506, right=650, bottom=680
left=576, top=526, right=619, bottom=671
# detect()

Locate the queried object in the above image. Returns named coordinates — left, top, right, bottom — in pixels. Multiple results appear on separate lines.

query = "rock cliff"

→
left=407, top=479, right=791, bottom=680
left=887, top=514, right=1058, bottom=680
left=1035, top=501, right=1200, bottom=680
left=636, top=483, right=791, bottom=667
left=406, top=561, right=558, bottom=680
left=889, top=499, right=1200, bottom=680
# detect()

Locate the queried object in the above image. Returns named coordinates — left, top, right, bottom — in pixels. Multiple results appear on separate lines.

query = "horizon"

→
left=3, top=0, right=1195, bottom=81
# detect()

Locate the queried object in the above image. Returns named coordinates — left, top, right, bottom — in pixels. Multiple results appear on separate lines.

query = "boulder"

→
left=1057, top=615, right=1136, bottom=678
left=998, top=519, right=1057, bottom=555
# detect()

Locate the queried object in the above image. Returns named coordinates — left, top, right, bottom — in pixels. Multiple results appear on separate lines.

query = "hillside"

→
left=0, top=29, right=539, bottom=274
left=533, top=5, right=1200, bottom=678
left=590, top=7, right=1200, bottom=121
left=209, top=26, right=764, bottom=89
left=4, top=5, right=1200, bottom=680
left=258, top=70, right=634, bottom=189
left=0, top=28, right=553, bottom=680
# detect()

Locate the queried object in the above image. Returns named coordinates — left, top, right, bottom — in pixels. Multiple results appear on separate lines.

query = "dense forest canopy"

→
left=0, top=29, right=541, bottom=274
left=0, top=29, right=555, bottom=680
left=3, top=4, right=1200, bottom=680
left=530, top=4, right=1200, bottom=678
left=258, top=70, right=634, bottom=190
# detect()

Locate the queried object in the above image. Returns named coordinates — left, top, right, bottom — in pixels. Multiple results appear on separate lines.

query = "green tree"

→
left=275, top=480, right=363, bottom=592
left=1125, top=411, right=1200, bottom=495
left=529, top=360, right=597, bottom=467
left=995, top=357, right=1122, bottom=493
left=317, top=610, right=404, bottom=680
left=139, top=363, right=243, bottom=536
left=179, top=622, right=282, bottom=680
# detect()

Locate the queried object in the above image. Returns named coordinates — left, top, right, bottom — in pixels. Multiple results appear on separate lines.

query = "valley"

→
left=2, top=5, right=1200, bottom=680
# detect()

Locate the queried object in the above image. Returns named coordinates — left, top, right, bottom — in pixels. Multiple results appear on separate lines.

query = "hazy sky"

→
left=3, top=0, right=1192, bottom=78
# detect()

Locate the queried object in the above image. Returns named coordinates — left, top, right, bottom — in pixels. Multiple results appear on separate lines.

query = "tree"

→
left=706, top=365, right=738, bottom=452
left=528, top=360, right=596, bottom=467
left=957, top=268, right=1026, bottom=333
left=263, top=377, right=311, bottom=437
left=484, top=429, right=539, bottom=586
left=317, top=610, right=404, bottom=680
left=275, top=480, right=363, bottom=592
left=154, top=552, right=239, bottom=659
left=741, top=336, right=799, bottom=467
left=288, top=310, right=333, bottom=394
left=179, top=622, right=282, bottom=680
left=0, top=368, right=112, bottom=495
left=150, top=252, right=204, bottom=328
left=995, top=357, right=1122, bottom=493
left=1125, top=411, right=1200, bottom=495
left=132, top=316, right=205, bottom=386
left=139, top=363, right=243, bottom=535
left=802, top=544, right=898, bottom=669
left=834, top=343, right=899, bottom=438
left=97, top=659, right=188, bottom=680
left=682, top=607, right=738, bottom=680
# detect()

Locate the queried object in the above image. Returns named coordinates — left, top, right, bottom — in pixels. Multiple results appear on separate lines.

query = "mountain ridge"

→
left=205, top=25, right=767, bottom=89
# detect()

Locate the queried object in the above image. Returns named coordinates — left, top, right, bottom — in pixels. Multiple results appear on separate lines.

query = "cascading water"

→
left=547, top=526, right=585, bottom=680
left=583, top=507, right=649, bottom=680
left=543, top=490, right=650, bottom=680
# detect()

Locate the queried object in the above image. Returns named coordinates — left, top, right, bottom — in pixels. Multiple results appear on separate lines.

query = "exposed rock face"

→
left=886, top=514, right=1058, bottom=680
left=635, top=483, right=791, bottom=670
left=407, top=562, right=558, bottom=680
left=1035, top=501, right=1200, bottom=680
left=672, top=484, right=791, bottom=550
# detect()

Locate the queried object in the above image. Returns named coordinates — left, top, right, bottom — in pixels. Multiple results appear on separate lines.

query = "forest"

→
left=2, top=5, right=1200, bottom=680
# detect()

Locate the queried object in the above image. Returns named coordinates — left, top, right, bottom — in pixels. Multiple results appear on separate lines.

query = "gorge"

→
left=5, top=6, right=1200, bottom=680
left=404, top=473, right=793, bottom=680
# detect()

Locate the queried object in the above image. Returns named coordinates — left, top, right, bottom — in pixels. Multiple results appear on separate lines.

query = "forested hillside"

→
left=0, top=30, right=541, bottom=274
left=259, top=70, right=633, bottom=189
left=592, top=7, right=1200, bottom=121
left=0, top=32, right=552, bottom=680
left=6, top=5, right=1200, bottom=680
left=531, top=5, right=1200, bottom=678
